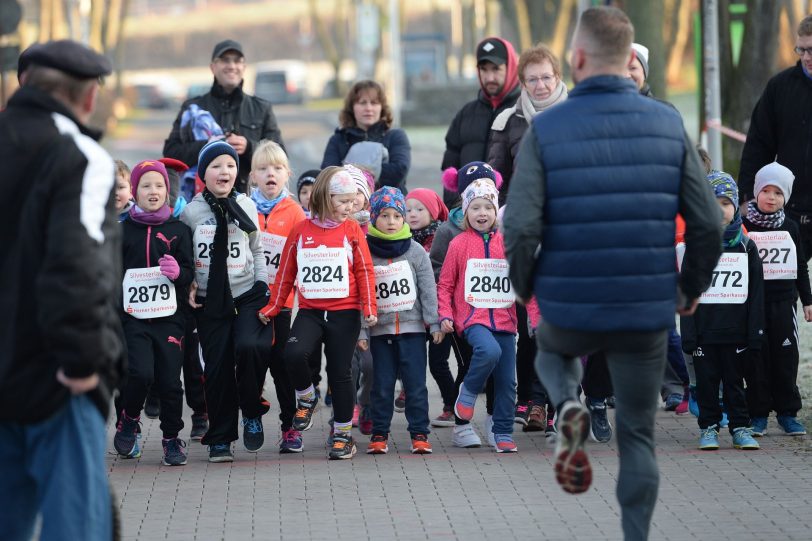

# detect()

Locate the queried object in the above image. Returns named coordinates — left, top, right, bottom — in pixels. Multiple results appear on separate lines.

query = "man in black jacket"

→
left=0, top=40, right=123, bottom=540
left=163, top=39, right=284, bottom=193
left=740, top=15, right=812, bottom=260
left=441, top=36, right=520, bottom=207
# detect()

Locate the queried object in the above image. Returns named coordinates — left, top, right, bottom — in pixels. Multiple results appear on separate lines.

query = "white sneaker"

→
left=485, top=415, right=496, bottom=447
left=452, top=424, right=482, bottom=448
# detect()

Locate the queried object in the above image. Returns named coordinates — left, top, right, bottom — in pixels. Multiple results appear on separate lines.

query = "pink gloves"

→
left=159, top=254, right=180, bottom=281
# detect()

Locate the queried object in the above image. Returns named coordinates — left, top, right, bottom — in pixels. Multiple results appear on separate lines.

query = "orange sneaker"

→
left=366, top=434, right=389, bottom=454
left=410, top=434, right=433, bottom=454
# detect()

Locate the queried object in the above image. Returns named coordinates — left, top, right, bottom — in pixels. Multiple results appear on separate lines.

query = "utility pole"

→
left=702, top=0, right=723, bottom=168
left=388, top=0, right=402, bottom=126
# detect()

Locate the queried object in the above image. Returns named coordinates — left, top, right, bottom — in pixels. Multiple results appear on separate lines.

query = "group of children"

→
left=110, top=138, right=808, bottom=465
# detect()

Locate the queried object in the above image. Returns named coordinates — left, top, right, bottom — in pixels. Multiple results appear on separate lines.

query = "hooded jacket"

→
left=441, top=37, right=520, bottom=206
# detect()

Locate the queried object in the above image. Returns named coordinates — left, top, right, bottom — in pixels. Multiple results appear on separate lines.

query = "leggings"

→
left=285, top=309, right=361, bottom=425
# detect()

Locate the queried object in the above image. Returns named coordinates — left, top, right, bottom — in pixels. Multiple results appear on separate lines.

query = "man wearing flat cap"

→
left=0, top=39, right=123, bottom=540
left=163, top=39, right=284, bottom=193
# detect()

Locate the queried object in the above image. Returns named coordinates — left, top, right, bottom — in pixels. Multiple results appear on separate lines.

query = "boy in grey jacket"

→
left=360, top=188, right=442, bottom=454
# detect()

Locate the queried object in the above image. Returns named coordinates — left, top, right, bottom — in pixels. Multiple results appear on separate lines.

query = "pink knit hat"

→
left=130, top=160, right=169, bottom=199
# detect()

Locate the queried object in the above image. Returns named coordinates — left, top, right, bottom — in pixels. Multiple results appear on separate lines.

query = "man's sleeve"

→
left=163, top=104, right=208, bottom=168
left=503, top=130, right=545, bottom=300
left=37, top=145, right=123, bottom=378
left=739, top=81, right=777, bottom=202
left=678, top=131, right=723, bottom=301
left=441, top=110, right=463, bottom=170
left=379, top=129, right=411, bottom=187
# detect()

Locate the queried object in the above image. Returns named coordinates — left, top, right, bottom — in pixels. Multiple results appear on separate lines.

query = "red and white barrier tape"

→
left=706, top=119, right=747, bottom=143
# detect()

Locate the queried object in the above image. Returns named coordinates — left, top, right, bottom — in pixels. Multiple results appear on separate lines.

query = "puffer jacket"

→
left=437, top=228, right=517, bottom=334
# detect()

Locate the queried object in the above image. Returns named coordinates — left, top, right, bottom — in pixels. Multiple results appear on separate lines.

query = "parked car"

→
left=254, top=60, right=307, bottom=105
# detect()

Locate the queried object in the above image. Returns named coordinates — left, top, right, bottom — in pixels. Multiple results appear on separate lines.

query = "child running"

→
left=259, top=166, right=377, bottom=460
left=437, top=178, right=519, bottom=453
left=742, top=162, right=810, bottom=436
left=405, top=188, right=457, bottom=427
left=249, top=140, right=305, bottom=452
left=114, top=160, right=194, bottom=466
left=680, top=171, right=764, bottom=450
left=361, top=187, right=442, bottom=454
left=181, top=140, right=272, bottom=462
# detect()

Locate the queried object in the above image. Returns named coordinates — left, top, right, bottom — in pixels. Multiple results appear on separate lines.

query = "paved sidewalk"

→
left=108, top=382, right=812, bottom=541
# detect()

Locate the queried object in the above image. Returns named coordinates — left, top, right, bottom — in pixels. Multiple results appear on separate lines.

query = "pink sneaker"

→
left=359, top=407, right=373, bottom=435
left=675, top=388, right=690, bottom=416
left=352, top=404, right=360, bottom=427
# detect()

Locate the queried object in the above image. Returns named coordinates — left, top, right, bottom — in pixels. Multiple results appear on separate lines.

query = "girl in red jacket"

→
left=437, top=179, right=518, bottom=452
left=259, top=166, right=377, bottom=460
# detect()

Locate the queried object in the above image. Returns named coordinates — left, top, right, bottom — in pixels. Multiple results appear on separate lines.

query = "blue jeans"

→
left=463, top=325, right=517, bottom=434
left=0, top=395, right=112, bottom=541
left=370, top=333, right=430, bottom=436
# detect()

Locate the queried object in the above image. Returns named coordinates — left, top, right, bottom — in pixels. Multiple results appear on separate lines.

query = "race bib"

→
left=296, top=247, right=350, bottom=299
left=123, top=266, right=177, bottom=318
left=193, top=224, right=248, bottom=283
left=677, top=244, right=748, bottom=304
left=748, top=231, right=797, bottom=280
left=374, top=260, right=417, bottom=313
left=464, top=259, right=514, bottom=308
left=261, top=232, right=287, bottom=283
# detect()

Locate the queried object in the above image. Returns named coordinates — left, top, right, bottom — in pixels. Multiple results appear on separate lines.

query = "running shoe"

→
left=494, top=433, right=518, bottom=453
left=394, top=389, right=406, bottom=413
left=162, top=437, right=187, bottom=466
left=452, top=424, right=481, bottom=448
left=358, top=406, right=373, bottom=435
left=431, top=408, right=455, bottom=427
left=664, top=393, right=683, bottom=411
left=524, top=404, right=546, bottom=432
left=732, top=427, right=759, bottom=450
left=190, top=413, right=208, bottom=441
left=750, top=416, right=768, bottom=437
left=114, top=411, right=142, bottom=459
left=367, top=434, right=389, bottom=454
left=554, top=401, right=592, bottom=494
left=144, top=391, right=160, bottom=419
left=328, top=432, right=357, bottom=460
left=411, top=434, right=433, bottom=454
left=776, top=415, right=807, bottom=436
left=292, top=397, right=317, bottom=431
left=698, top=425, right=720, bottom=450
left=208, top=443, right=234, bottom=462
left=586, top=398, right=612, bottom=443
left=242, top=416, right=264, bottom=453
left=514, top=402, right=530, bottom=426
left=279, top=428, right=303, bottom=453
left=454, top=383, right=477, bottom=421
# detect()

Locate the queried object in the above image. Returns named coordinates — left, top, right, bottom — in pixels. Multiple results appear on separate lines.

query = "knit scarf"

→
left=367, top=224, right=412, bottom=259
left=411, top=220, right=441, bottom=248
left=251, top=187, right=288, bottom=215
left=746, top=200, right=785, bottom=229
left=724, top=212, right=744, bottom=248
left=519, top=81, right=568, bottom=126
left=128, top=203, right=171, bottom=225
left=448, top=207, right=465, bottom=230
left=201, top=188, right=257, bottom=316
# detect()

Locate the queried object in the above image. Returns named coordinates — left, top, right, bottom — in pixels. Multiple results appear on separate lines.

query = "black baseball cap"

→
left=18, top=40, right=112, bottom=81
left=211, top=40, right=244, bottom=61
left=476, top=38, right=508, bottom=66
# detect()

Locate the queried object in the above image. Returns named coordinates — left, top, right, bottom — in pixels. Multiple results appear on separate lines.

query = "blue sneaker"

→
left=732, top=427, right=759, bottom=450
left=454, top=383, right=477, bottom=421
left=208, top=443, right=234, bottom=463
left=698, top=425, right=720, bottom=450
left=688, top=386, right=699, bottom=417
left=776, top=415, right=807, bottom=436
left=242, top=416, right=264, bottom=453
left=279, top=428, right=303, bottom=453
left=114, top=410, right=142, bottom=458
left=751, top=416, right=768, bottom=437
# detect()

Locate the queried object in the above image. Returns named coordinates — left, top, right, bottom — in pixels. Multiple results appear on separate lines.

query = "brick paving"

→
left=108, top=380, right=812, bottom=541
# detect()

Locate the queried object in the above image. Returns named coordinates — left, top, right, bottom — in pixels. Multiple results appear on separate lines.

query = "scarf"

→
left=311, top=216, right=342, bottom=229
left=201, top=188, right=257, bottom=316
left=448, top=207, right=465, bottom=230
left=128, top=204, right=171, bottom=225
left=519, top=81, right=568, bottom=125
left=251, top=187, right=288, bottom=215
left=723, top=212, right=744, bottom=248
left=412, top=220, right=441, bottom=248
left=367, top=224, right=412, bottom=259
left=746, top=200, right=785, bottom=229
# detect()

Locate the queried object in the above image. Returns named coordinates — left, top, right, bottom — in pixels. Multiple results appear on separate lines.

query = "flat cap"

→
left=18, top=40, right=112, bottom=80
left=211, top=39, right=244, bottom=61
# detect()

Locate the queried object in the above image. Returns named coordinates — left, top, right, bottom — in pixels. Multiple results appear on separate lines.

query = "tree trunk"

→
left=666, top=0, right=693, bottom=85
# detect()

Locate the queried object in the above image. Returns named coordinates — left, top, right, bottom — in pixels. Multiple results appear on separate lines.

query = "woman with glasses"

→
left=487, top=43, right=568, bottom=203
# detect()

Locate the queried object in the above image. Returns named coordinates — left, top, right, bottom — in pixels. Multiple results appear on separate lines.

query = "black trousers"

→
left=693, top=344, right=749, bottom=432
left=582, top=352, right=614, bottom=400
left=195, top=286, right=274, bottom=445
left=449, top=331, right=494, bottom=425
left=427, top=332, right=457, bottom=408
left=181, top=313, right=206, bottom=415
left=285, top=309, right=360, bottom=425
left=264, top=309, right=296, bottom=431
left=516, top=304, right=548, bottom=405
left=308, top=342, right=323, bottom=388
left=745, top=299, right=802, bottom=417
left=120, top=316, right=185, bottom=438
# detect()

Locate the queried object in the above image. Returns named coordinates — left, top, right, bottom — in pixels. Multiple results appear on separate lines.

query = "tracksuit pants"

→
left=693, top=344, right=750, bottom=432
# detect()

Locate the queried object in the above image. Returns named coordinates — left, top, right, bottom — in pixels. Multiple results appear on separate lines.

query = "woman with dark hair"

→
left=321, top=80, right=411, bottom=192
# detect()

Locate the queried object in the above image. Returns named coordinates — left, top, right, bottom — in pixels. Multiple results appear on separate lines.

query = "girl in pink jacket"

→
left=437, top=179, right=519, bottom=452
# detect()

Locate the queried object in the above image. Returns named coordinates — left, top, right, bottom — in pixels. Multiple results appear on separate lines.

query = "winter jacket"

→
left=429, top=207, right=465, bottom=282
left=263, top=219, right=377, bottom=317
left=437, top=228, right=517, bottom=335
left=163, top=81, right=284, bottom=193
left=487, top=107, right=530, bottom=203
left=180, top=192, right=267, bottom=299
left=740, top=62, right=812, bottom=210
left=742, top=215, right=812, bottom=305
left=360, top=240, right=440, bottom=339
left=680, top=236, right=765, bottom=351
left=0, top=86, right=124, bottom=423
left=321, top=122, right=411, bottom=191
left=256, top=196, right=306, bottom=309
left=120, top=217, right=195, bottom=321
left=504, top=75, right=722, bottom=333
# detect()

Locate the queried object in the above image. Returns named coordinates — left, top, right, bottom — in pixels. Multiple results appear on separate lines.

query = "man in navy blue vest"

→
left=503, top=7, right=721, bottom=540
